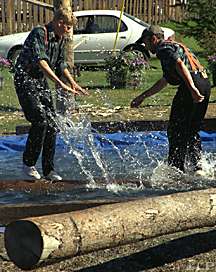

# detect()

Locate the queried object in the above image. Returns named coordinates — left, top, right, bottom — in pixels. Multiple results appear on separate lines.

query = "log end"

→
left=4, top=220, right=43, bottom=270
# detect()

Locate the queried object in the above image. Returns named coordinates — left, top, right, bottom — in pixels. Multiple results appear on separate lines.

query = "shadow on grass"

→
left=79, top=229, right=216, bottom=272
left=0, top=105, right=20, bottom=112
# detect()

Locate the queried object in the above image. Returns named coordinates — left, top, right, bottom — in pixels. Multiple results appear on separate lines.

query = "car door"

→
left=74, top=14, right=130, bottom=65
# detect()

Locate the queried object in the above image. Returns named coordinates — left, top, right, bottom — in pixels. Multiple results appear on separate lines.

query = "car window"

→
left=124, top=12, right=149, bottom=28
left=74, top=15, right=128, bottom=35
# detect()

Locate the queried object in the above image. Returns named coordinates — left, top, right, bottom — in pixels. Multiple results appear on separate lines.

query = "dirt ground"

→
left=71, top=102, right=216, bottom=123
left=1, top=226, right=216, bottom=272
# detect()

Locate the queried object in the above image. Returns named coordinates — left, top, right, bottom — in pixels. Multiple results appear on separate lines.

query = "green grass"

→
left=76, top=59, right=177, bottom=108
left=0, top=70, right=20, bottom=111
left=0, top=22, right=216, bottom=133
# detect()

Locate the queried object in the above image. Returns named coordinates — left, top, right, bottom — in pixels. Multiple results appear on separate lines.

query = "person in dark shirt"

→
left=85, top=15, right=100, bottom=34
left=131, top=25, right=211, bottom=176
left=14, top=8, right=89, bottom=181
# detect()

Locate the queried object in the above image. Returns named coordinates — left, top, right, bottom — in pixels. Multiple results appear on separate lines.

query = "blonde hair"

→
left=53, top=8, right=77, bottom=26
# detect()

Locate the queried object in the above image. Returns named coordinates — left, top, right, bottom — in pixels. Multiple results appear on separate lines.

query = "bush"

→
left=186, top=0, right=216, bottom=55
left=105, top=51, right=148, bottom=89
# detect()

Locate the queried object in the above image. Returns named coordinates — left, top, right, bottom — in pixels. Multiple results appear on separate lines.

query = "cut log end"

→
left=4, top=220, right=43, bottom=270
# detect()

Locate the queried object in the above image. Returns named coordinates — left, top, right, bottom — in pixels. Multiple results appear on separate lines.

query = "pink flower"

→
left=0, top=55, right=11, bottom=68
left=208, top=55, right=216, bottom=63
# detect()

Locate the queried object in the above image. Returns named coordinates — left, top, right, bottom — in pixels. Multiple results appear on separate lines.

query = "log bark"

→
left=0, top=199, right=125, bottom=225
left=5, top=188, right=216, bottom=270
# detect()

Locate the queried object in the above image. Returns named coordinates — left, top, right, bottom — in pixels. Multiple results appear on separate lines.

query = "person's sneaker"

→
left=23, top=164, right=41, bottom=180
left=194, top=169, right=206, bottom=177
left=44, top=171, right=62, bottom=181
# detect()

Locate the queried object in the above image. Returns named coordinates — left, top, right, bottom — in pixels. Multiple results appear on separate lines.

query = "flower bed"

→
left=105, top=51, right=148, bottom=89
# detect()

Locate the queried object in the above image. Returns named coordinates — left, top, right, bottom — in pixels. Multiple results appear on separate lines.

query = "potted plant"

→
left=105, top=51, right=148, bottom=89
left=208, top=54, right=216, bottom=86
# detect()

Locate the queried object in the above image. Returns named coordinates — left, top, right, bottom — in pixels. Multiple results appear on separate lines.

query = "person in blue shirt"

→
left=131, top=25, right=211, bottom=176
left=14, top=8, right=89, bottom=181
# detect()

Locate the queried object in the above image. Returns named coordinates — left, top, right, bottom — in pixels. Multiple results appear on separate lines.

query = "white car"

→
left=0, top=10, right=175, bottom=66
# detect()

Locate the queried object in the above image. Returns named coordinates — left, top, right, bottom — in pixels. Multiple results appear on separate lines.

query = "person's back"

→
left=156, top=40, right=206, bottom=86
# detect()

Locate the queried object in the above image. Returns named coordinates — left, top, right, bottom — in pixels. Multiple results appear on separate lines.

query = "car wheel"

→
left=8, top=47, right=22, bottom=66
left=123, top=44, right=150, bottom=63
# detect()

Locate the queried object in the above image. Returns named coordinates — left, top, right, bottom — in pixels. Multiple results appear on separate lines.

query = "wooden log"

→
left=0, top=178, right=142, bottom=192
left=0, top=179, right=87, bottom=192
left=5, top=188, right=216, bottom=270
left=15, top=118, right=216, bottom=135
left=0, top=178, right=140, bottom=224
left=0, top=199, right=125, bottom=225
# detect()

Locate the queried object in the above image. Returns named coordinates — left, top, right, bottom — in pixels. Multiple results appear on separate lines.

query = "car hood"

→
left=161, top=27, right=175, bottom=40
left=0, top=32, right=29, bottom=43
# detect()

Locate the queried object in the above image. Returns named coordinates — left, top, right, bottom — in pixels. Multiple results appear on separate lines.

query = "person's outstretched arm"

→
left=130, top=77, right=167, bottom=108
left=62, top=68, right=89, bottom=95
left=38, top=59, right=85, bottom=96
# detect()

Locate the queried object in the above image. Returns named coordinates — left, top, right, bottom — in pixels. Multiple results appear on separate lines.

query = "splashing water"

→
left=54, top=99, right=216, bottom=194
left=2, top=87, right=216, bottom=197
left=55, top=102, right=118, bottom=186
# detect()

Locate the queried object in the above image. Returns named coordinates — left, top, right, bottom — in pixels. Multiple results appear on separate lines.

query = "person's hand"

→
left=191, top=87, right=204, bottom=103
left=72, top=81, right=89, bottom=96
left=60, top=81, right=80, bottom=95
left=131, top=94, right=145, bottom=108
left=60, top=81, right=89, bottom=96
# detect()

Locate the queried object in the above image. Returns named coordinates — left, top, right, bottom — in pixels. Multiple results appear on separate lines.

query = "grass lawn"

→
left=0, top=21, right=215, bottom=134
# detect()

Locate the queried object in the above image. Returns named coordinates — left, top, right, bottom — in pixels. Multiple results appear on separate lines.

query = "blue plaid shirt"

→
left=15, top=22, right=68, bottom=78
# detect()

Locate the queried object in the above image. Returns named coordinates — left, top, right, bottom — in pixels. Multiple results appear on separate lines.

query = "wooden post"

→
left=1, top=0, right=6, bottom=35
left=7, top=0, right=13, bottom=34
left=5, top=188, right=216, bottom=270
left=154, top=0, right=158, bottom=24
left=17, top=0, right=22, bottom=32
left=143, top=0, right=147, bottom=21
left=53, top=0, right=75, bottom=114
left=129, top=0, right=133, bottom=16
left=53, top=0, right=74, bottom=69
left=147, top=0, right=152, bottom=24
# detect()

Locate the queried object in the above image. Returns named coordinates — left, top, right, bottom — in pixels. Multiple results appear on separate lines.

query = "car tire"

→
left=8, top=47, right=22, bottom=66
left=123, top=44, right=150, bottom=62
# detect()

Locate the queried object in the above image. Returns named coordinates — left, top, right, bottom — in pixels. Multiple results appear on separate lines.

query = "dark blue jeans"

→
left=167, top=72, right=211, bottom=172
left=14, top=72, right=57, bottom=176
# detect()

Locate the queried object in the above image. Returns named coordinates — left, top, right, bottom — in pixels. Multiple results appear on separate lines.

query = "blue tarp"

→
left=0, top=131, right=216, bottom=152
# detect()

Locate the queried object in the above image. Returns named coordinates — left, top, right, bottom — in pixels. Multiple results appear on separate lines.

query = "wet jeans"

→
left=167, top=72, right=211, bottom=172
left=14, top=72, right=57, bottom=176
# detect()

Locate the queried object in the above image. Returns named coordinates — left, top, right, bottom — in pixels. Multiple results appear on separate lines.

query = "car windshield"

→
left=124, top=12, right=149, bottom=27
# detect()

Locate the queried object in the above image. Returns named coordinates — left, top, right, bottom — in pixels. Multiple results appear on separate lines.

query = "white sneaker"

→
left=45, top=171, right=62, bottom=181
left=23, top=164, right=41, bottom=180
left=194, top=169, right=206, bottom=177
